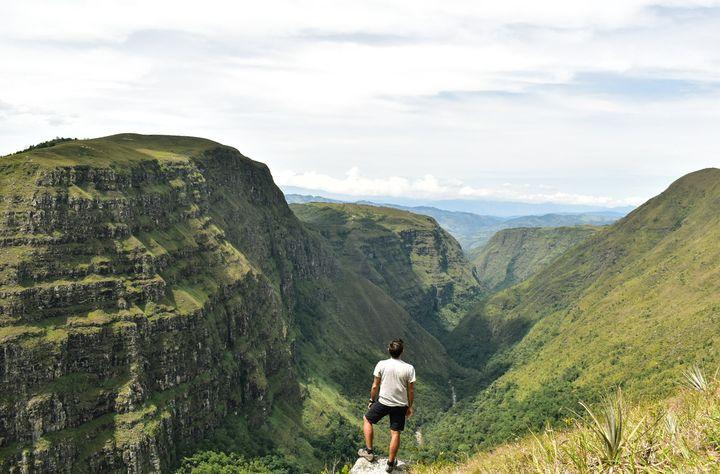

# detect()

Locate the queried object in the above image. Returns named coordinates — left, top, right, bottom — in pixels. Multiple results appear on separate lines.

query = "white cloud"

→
left=274, top=168, right=642, bottom=206
left=2, top=0, right=720, bottom=204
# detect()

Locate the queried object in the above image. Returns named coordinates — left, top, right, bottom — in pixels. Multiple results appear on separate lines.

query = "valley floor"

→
left=415, top=368, right=720, bottom=473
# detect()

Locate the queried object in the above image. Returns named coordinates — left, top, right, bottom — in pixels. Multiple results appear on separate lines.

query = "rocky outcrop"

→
left=0, top=135, right=336, bottom=472
left=350, top=457, right=408, bottom=473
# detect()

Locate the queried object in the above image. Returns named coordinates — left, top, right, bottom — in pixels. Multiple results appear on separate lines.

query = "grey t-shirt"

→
left=374, top=358, right=416, bottom=407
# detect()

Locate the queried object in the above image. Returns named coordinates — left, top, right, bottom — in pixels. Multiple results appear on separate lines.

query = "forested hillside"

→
left=472, top=226, right=598, bottom=292
left=422, top=168, right=720, bottom=460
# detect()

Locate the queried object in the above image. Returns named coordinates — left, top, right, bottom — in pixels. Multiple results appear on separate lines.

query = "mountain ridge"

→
left=285, top=193, right=625, bottom=250
left=471, top=225, right=600, bottom=292
left=422, top=167, right=720, bottom=458
left=290, top=202, right=483, bottom=335
left=281, top=187, right=634, bottom=217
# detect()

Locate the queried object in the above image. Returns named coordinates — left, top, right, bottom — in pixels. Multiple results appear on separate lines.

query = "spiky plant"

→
left=579, top=389, right=643, bottom=465
left=683, top=366, right=708, bottom=392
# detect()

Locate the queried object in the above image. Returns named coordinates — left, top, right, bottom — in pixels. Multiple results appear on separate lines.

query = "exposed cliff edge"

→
left=0, top=135, right=458, bottom=472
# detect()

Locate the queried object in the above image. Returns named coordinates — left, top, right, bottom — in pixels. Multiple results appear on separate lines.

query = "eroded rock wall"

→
left=0, top=145, right=334, bottom=472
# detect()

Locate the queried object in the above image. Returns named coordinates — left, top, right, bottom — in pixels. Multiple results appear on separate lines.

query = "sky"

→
left=2, top=0, right=720, bottom=208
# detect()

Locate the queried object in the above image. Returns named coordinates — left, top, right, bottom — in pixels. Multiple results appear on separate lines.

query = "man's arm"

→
left=369, top=376, right=381, bottom=407
left=406, top=382, right=414, bottom=417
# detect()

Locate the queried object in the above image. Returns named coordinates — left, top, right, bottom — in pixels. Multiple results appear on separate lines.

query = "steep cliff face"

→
left=290, top=203, right=482, bottom=335
left=0, top=135, right=339, bottom=472
left=0, top=135, right=462, bottom=473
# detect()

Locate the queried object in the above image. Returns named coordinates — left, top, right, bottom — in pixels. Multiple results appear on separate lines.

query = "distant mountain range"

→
left=285, top=192, right=628, bottom=250
left=389, top=205, right=624, bottom=251
left=281, top=186, right=635, bottom=217
left=284, top=193, right=342, bottom=204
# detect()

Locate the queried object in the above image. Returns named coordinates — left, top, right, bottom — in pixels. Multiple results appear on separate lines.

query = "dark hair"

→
left=388, top=339, right=404, bottom=358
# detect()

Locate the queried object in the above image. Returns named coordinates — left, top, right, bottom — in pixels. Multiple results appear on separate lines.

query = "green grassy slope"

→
left=471, top=226, right=599, bottom=292
left=0, top=135, right=459, bottom=472
left=418, top=371, right=720, bottom=473
left=424, top=168, right=720, bottom=459
left=290, top=202, right=482, bottom=335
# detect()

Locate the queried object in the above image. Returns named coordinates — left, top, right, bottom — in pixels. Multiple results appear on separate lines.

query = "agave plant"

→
left=682, top=366, right=708, bottom=392
left=579, top=389, right=643, bottom=465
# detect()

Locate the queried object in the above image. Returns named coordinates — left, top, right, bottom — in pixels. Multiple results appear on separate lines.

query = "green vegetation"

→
left=391, top=205, right=620, bottom=251
left=1, top=137, right=77, bottom=157
left=3, top=134, right=719, bottom=474
left=471, top=226, right=598, bottom=292
left=418, top=368, right=720, bottom=473
left=291, top=202, right=482, bottom=334
left=0, top=134, right=465, bottom=472
left=0, top=134, right=303, bottom=470
left=423, top=168, right=720, bottom=459
left=176, top=452, right=303, bottom=473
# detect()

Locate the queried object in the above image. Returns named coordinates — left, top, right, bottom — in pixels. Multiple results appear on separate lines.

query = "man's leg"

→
left=388, top=430, right=401, bottom=462
left=363, top=416, right=374, bottom=450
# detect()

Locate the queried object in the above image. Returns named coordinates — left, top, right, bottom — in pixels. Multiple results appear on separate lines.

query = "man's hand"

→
left=369, top=376, right=381, bottom=408
left=406, top=382, right=415, bottom=418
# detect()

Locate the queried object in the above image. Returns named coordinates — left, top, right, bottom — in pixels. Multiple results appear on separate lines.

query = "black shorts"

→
left=364, top=401, right=408, bottom=432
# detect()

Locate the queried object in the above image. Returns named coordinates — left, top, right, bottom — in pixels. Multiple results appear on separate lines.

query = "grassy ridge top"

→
left=1, top=133, right=228, bottom=168
left=290, top=202, right=439, bottom=233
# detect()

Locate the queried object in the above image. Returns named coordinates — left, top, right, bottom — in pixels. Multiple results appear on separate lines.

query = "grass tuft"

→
left=683, top=365, right=709, bottom=392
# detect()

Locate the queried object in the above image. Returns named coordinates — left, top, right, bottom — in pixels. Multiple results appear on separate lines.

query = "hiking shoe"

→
left=386, top=459, right=397, bottom=472
left=358, top=448, right=375, bottom=462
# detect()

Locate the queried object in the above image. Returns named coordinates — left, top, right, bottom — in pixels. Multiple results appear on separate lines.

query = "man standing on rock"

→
left=358, top=338, right=415, bottom=473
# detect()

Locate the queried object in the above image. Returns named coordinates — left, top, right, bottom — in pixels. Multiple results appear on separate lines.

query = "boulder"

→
left=350, top=456, right=408, bottom=473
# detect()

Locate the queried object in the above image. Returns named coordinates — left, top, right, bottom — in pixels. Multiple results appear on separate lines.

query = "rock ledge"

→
left=350, top=457, right=408, bottom=473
